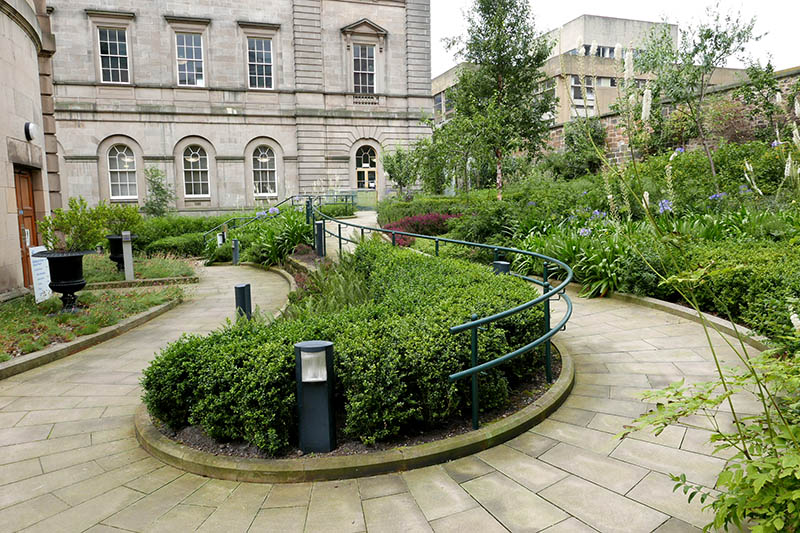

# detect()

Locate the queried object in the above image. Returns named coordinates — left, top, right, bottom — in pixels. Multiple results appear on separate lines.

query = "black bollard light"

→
left=493, top=260, right=510, bottom=275
left=234, top=283, right=252, bottom=319
left=315, top=221, right=325, bottom=257
left=295, top=340, right=336, bottom=453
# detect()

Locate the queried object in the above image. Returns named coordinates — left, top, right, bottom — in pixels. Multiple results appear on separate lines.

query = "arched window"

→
left=356, top=145, right=376, bottom=189
left=252, top=145, right=277, bottom=197
left=183, top=145, right=209, bottom=197
left=108, top=144, right=137, bottom=199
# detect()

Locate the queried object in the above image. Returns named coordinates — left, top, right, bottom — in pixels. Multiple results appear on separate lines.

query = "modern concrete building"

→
left=48, top=0, right=432, bottom=213
left=432, top=15, right=745, bottom=125
left=1, top=0, right=58, bottom=294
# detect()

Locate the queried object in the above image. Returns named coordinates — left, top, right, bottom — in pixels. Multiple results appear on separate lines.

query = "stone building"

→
left=1, top=0, right=58, bottom=294
left=432, top=15, right=744, bottom=125
left=48, top=0, right=432, bottom=214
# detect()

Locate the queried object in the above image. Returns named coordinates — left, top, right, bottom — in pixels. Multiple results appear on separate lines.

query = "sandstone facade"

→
left=49, top=0, right=432, bottom=214
left=1, top=0, right=55, bottom=293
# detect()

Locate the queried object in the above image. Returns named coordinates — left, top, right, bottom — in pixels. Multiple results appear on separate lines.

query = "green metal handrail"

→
left=309, top=198, right=574, bottom=430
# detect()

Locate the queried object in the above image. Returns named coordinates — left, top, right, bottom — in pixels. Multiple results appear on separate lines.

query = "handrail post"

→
left=391, top=232, right=396, bottom=246
left=470, top=313, right=479, bottom=430
left=360, top=227, right=364, bottom=240
left=543, top=261, right=553, bottom=384
left=493, top=248, right=499, bottom=262
left=305, top=197, right=312, bottom=225
left=338, top=224, right=342, bottom=255
left=435, top=239, right=439, bottom=257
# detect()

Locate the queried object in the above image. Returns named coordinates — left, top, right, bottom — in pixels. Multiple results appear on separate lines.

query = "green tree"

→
left=735, top=60, right=784, bottom=141
left=142, top=167, right=175, bottom=217
left=637, top=6, right=758, bottom=189
left=382, top=146, right=418, bottom=198
left=447, top=0, right=555, bottom=199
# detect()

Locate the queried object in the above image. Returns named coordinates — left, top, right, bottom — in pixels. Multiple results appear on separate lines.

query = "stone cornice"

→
left=164, top=15, right=210, bottom=26
left=236, top=20, right=281, bottom=31
left=0, top=0, right=43, bottom=52
left=84, top=9, right=135, bottom=20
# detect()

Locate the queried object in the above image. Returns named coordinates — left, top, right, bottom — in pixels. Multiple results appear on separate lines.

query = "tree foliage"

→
left=637, top=6, right=758, bottom=187
left=447, top=0, right=555, bottom=199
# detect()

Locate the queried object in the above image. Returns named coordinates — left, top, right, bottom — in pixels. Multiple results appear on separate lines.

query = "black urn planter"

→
left=106, top=234, right=137, bottom=271
left=33, top=250, right=94, bottom=311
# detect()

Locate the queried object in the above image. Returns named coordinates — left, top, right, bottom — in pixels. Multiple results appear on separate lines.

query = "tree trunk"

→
left=495, top=147, right=503, bottom=201
left=694, top=117, right=719, bottom=191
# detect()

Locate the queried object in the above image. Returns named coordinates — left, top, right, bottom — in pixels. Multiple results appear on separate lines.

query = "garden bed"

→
left=142, top=240, right=552, bottom=456
left=0, top=286, right=183, bottom=361
left=84, top=253, right=195, bottom=283
left=154, top=353, right=560, bottom=460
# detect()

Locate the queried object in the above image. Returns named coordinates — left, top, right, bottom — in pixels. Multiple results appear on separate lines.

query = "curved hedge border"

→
left=134, top=340, right=573, bottom=483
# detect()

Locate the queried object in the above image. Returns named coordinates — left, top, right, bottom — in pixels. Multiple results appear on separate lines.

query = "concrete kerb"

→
left=134, top=342, right=574, bottom=483
left=0, top=299, right=182, bottom=380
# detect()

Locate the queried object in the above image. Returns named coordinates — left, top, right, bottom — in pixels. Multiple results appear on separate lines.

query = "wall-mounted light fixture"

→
left=24, top=122, right=39, bottom=142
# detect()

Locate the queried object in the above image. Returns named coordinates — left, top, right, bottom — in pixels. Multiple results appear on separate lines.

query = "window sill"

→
left=185, top=196, right=211, bottom=201
left=110, top=198, right=139, bottom=203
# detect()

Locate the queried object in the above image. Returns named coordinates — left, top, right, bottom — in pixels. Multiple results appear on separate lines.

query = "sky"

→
left=430, top=0, right=800, bottom=78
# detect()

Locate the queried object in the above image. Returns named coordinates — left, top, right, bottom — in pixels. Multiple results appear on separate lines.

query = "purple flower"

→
left=708, top=192, right=727, bottom=201
left=527, top=201, right=537, bottom=206
left=591, top=209, right=606, bottom=219
left=771, top=140, right=781, bottom=147
left=739, top=184, right=752, bottom=194
left=675, top=147, right=685, bottom=153
left=578, top=227, right=592, bottom=237
left=657, top=199, right=673, bottom=214
left=268, top=207, right=280, bottom=215
left=256, top=211, right=267, bottom=217
left=581, top=190, right=588, bottom=195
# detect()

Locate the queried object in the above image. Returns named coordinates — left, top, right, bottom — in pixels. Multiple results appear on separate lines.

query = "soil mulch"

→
left=155, top=353, right=562, bottom=460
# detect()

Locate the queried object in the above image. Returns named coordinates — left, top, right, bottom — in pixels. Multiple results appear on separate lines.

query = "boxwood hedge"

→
left=142, top=239, right=546, bottom=454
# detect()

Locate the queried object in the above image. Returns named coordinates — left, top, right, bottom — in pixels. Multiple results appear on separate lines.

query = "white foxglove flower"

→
left=791, top=312, right=800, bottom=332
left=629, top=92, right=637, bottom=108
left=776, top=92, right=783, bottom=106
left=624, top=46, right=634, bottom=83
left=641, top=87, right=652, bottom=123
left=614, top=43, right=623, bottom=63
left=576, top=37, right=584, bottom=55
left=607, top=194, right=614, bottom=201
left=642, top=191, right=650, bottom=209
left=795, top=97, right=800, bottom=117
left=590, top=41, right=598, bottom=57
left=787, top=154, right=794, bottom=179
left=793, top=124, right=800, bottom=150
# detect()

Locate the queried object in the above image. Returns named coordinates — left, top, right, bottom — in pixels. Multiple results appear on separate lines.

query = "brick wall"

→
left=546, top=67, right=800, bottom=161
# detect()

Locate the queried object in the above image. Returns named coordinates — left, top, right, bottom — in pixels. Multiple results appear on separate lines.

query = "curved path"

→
left=0, top=222, right=757, bottom=532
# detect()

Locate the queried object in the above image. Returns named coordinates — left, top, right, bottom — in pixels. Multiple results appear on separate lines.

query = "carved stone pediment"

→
left=341, top=18, right=387, bottom=51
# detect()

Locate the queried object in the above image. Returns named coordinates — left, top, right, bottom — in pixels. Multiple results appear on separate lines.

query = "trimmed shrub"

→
left=145, top=232, right=206, bottom=257
left=142, top=239, right=546, bottom=453
left=318, top=203, right=355, bottom=217
left=377, top=196, right=468, bottom=226
left=383, top=213, right=461, bottom=246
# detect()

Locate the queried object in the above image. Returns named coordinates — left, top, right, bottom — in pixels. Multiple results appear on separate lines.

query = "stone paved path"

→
left=0, top=221, right=758, bottom=532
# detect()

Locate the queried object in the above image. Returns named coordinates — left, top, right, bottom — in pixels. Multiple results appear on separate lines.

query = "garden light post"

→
left=295, top=340, right=336, bottom=453
left=315, top=221, right=325, bottom=257
left=232, top=239, right=240, bottom=266
left=234, top=283, right=252, bottom=319
left=121, top=231, right=134, bottom=282
left=493, top=261, right=510, bottom=275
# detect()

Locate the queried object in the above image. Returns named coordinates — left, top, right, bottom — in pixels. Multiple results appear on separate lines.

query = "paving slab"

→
left=477, top=444, right=568, bottom=493
left=362, top=492, right=432, bottom=533
left=403, top=465, right=477, bottom=521
left=429, top=507, right=507, bottom=533
left=610, top=439, right=726, bottom=488
left=627, top=472, right=716, bottom=528
left=357, top=473, right=408, bottom=500
left=539, top=476, right=669, bottom=533
left=249, top=507, right=307, bottom=533
left=462, top=472, right=568, bottom=532
left=304, top=480, right=364, bottom=533
left=539, top=443, right=648, bottom=494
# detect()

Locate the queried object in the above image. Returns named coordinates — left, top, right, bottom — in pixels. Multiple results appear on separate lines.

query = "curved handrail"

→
left=310, top=199, right=574, bottom=430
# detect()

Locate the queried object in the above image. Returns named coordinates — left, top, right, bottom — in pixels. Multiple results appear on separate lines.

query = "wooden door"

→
left=14, top=168, right=38, bottom=287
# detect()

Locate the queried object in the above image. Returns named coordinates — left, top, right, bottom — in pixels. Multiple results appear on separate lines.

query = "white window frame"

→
left=182, top=145, right=210, bottom=198
left=98, top=27, right=130, bottom=85
left=355, top=145, right=377, bottom=189
left=252, top=145, right=277, bottom=198
left=107, top=144, right=138, bottom=200
left=247, top=37, right=273, bottom=90
left=87, top=10, right=135, bottom=85
left=353, top=43, right=376, bottom=94
left=175, top=32, right=205, bottom=87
